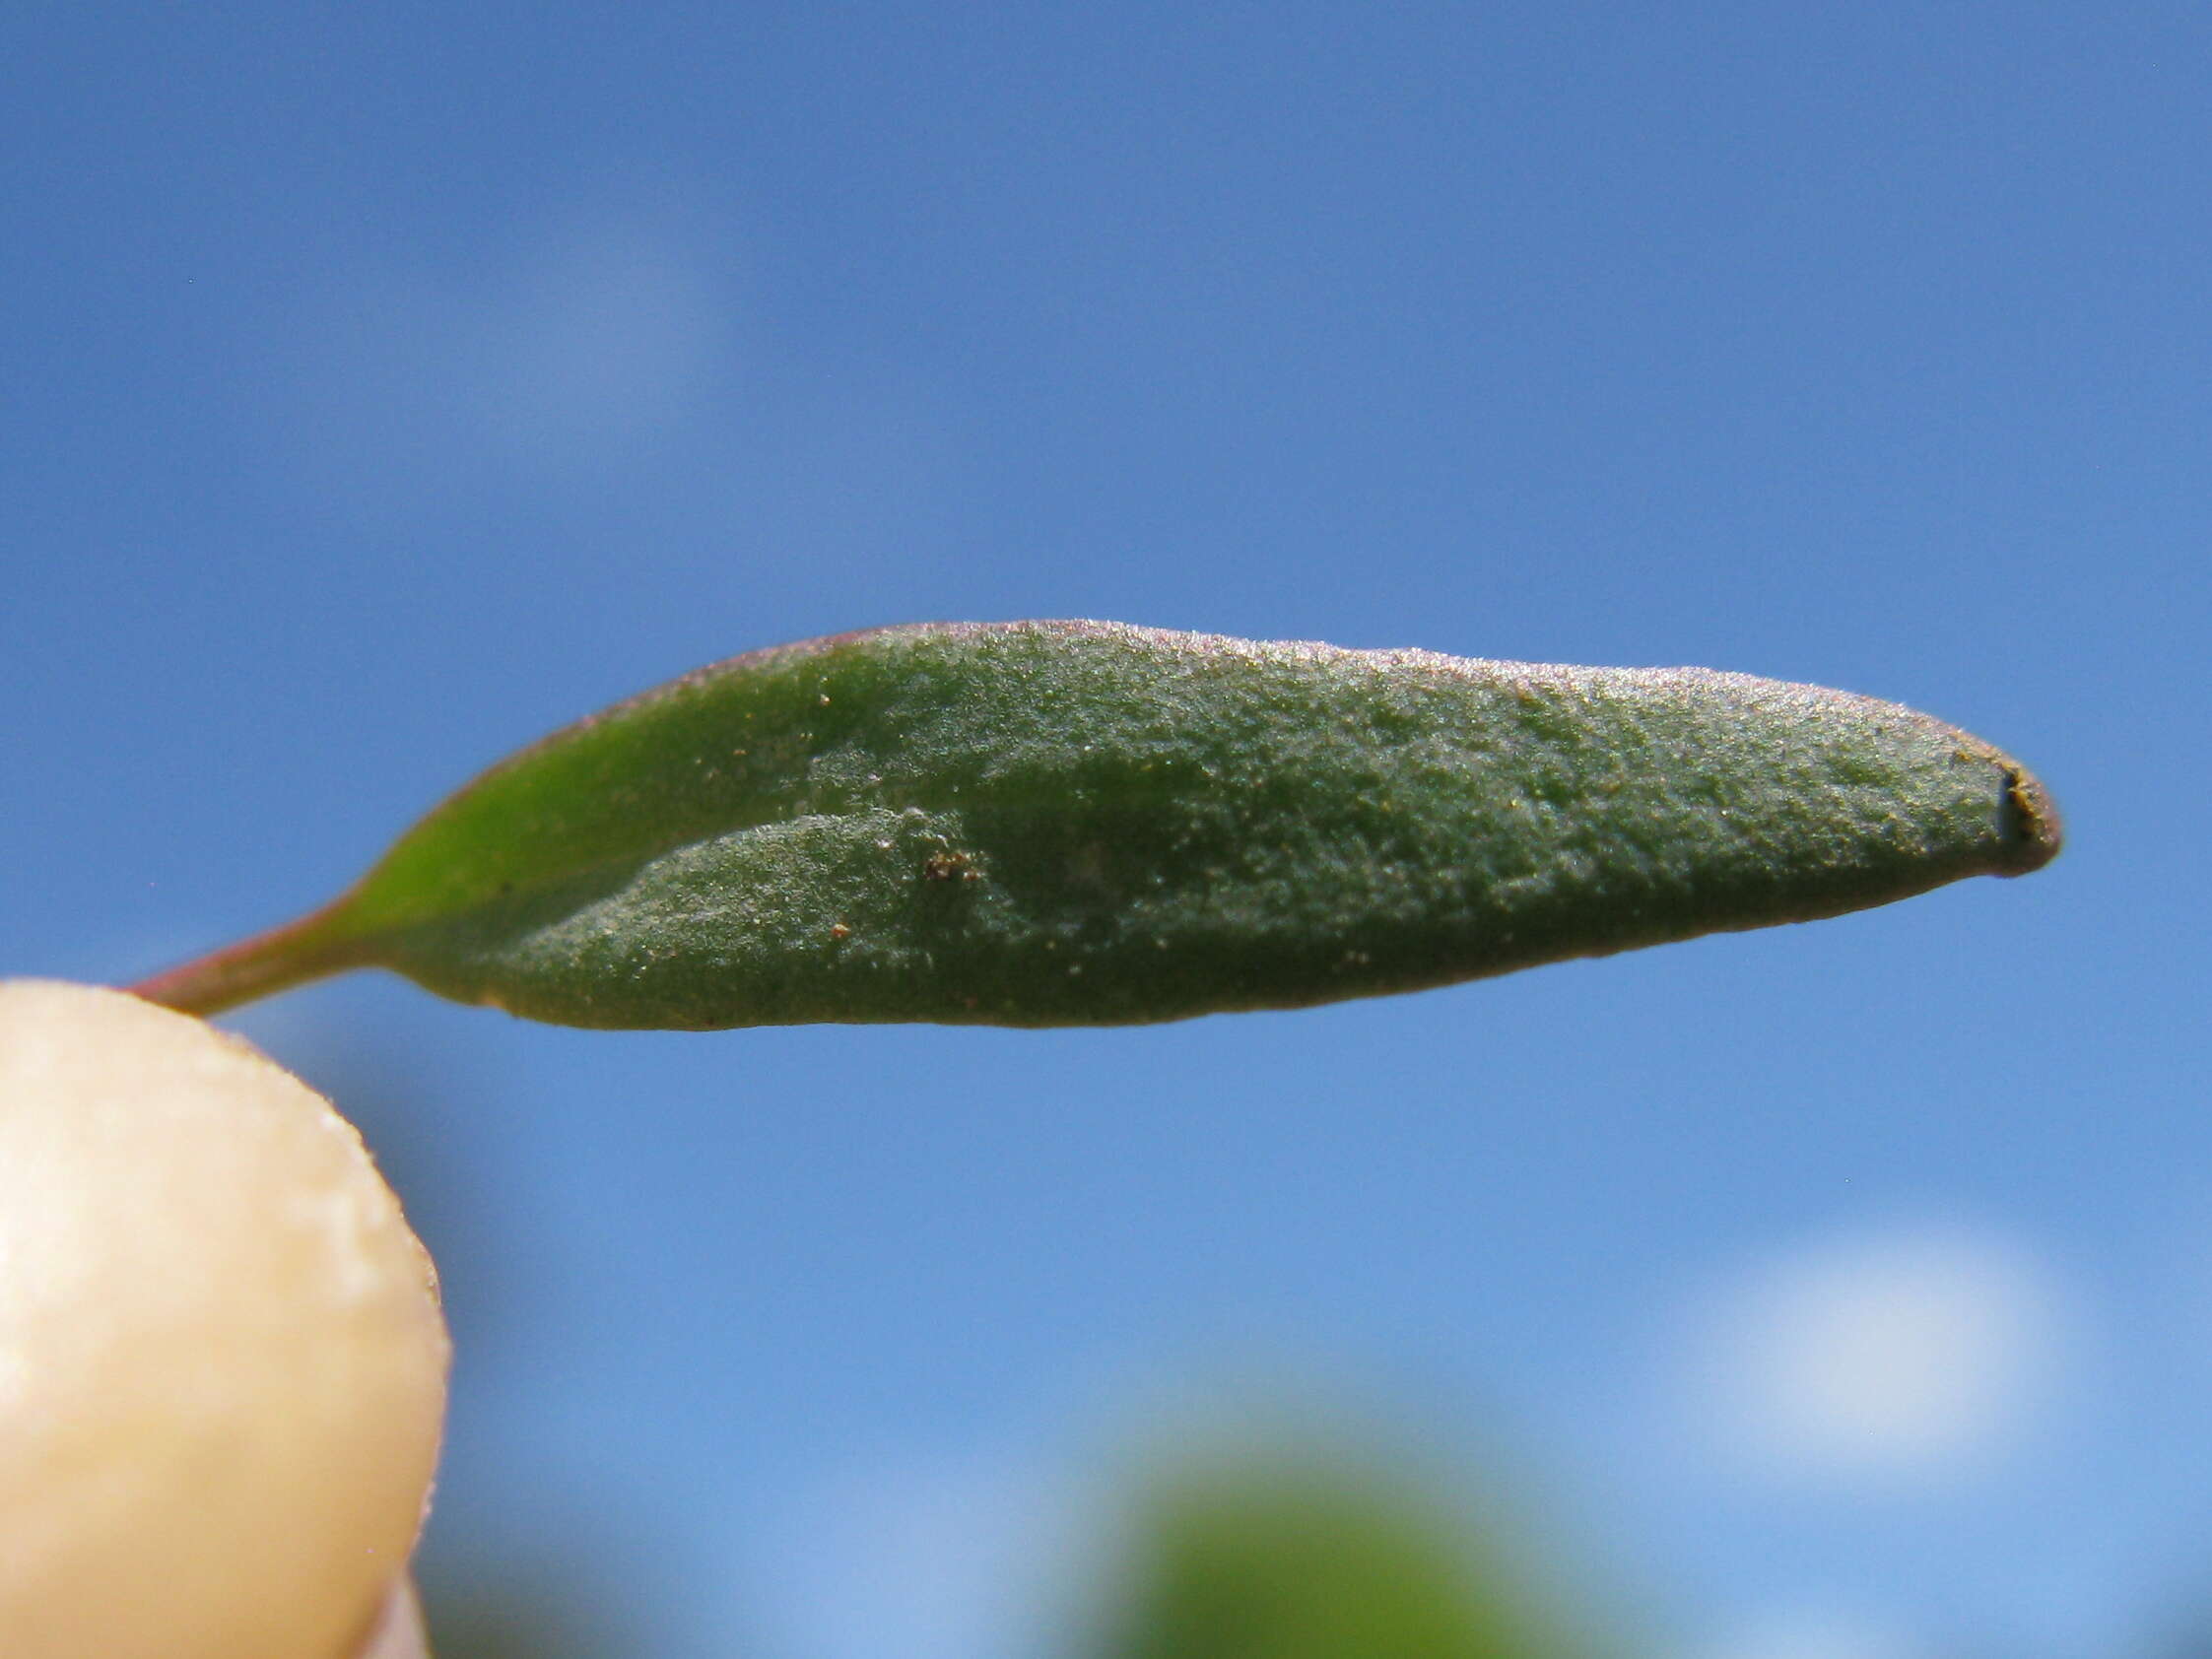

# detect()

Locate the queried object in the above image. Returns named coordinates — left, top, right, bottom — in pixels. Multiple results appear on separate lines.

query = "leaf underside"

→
left=139, top=622, right=2061, bottom=1029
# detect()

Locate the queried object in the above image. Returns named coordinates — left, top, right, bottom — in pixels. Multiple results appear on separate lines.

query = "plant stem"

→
left=129, top=905, right=367, bottom=1018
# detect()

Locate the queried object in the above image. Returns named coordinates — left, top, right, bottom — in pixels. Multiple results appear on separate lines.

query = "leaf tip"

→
left=1994, top=758, right=2063, bottom=875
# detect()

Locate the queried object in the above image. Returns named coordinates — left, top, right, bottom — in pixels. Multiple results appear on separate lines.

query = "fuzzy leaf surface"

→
left=145, top=622, right=2059, bottom=1028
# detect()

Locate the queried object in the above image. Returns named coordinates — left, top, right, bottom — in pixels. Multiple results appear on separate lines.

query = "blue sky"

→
left=4, top=4, right=2206, bottom=1656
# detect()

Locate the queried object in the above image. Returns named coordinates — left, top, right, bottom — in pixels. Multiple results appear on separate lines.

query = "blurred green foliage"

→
left=416, top=1446, right=1601, bottom=1659
left=1087, top=1458, right=1595, bottom=1659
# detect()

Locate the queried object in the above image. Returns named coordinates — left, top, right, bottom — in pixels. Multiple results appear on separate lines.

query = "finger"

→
left=355, top=1578, right=430, bottom=1659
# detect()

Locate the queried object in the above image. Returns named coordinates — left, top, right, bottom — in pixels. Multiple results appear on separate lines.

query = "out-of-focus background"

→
left=4, top=4, right=2202, bottom=1655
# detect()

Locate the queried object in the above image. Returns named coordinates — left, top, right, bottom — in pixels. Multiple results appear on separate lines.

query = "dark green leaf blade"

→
left=133, top=622, right=2060, bottom=1027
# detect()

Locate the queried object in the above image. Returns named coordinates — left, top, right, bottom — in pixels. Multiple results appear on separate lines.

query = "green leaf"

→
left=133, top=621, right=2060, bottom=1028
